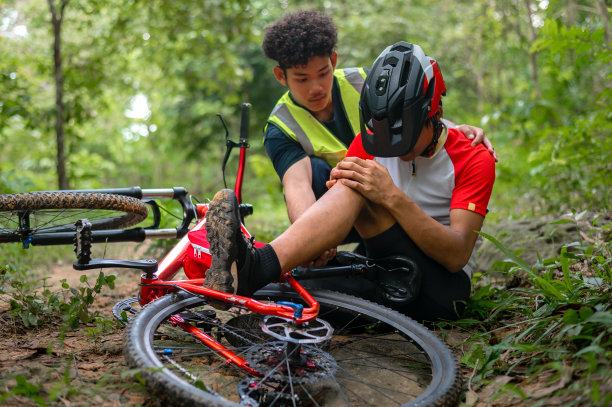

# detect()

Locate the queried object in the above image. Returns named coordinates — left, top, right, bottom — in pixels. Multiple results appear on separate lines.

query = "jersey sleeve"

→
left=449, top=140, right=496, bottom=217
left=346, top=133, right=374, bottom=160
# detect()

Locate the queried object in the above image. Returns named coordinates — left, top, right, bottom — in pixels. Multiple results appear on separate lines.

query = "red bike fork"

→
left=234, top=146, right=247, bottom=204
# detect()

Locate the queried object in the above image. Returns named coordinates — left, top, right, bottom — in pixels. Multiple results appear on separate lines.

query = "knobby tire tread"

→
left=124, top=288, right=461, bottom=407
left=0, top=192, right=148, bottom=241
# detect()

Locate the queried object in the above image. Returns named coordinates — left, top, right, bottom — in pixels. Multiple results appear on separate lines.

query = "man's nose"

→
left=310, top=80, right=324, bottom=95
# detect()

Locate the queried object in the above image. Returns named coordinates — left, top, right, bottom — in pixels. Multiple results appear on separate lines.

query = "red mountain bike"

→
left=0, top=104, right=461, bottom=406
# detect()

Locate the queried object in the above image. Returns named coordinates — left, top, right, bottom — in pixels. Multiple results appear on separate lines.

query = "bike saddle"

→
left=335, top=251, right=421, bottom=304
left=375, top=256, right=421, bottom=304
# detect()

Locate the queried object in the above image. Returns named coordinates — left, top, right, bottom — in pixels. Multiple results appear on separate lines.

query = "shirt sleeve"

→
left=264, top=123, right=308, bottom=182
left=448, top=130, right=496, bottom=217
left=345, top=133, right=374, bottom=160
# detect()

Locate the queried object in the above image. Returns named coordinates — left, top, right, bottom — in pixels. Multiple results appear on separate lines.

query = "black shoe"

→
left=203, top=189, right=255, bottom=300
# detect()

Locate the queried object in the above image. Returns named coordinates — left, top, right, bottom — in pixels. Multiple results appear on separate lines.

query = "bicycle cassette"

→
left=245, top=341, right=337, bottom=384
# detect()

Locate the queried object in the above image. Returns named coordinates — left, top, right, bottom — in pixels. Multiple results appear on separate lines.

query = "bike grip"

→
left=240, top=102, right=251, bottom=142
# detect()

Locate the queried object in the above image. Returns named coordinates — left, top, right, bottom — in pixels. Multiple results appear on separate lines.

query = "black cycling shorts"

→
left=302, top=223, right=471, bottom=322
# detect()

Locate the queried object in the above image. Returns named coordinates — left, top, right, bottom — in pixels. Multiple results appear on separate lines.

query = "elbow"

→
left=446, top=263, right=465, bottom=274
left=445, top=251, right=472, bottom=274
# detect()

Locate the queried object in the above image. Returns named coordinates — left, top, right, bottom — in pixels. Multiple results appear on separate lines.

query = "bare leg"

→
left=270, top=183, right=395, bottom=271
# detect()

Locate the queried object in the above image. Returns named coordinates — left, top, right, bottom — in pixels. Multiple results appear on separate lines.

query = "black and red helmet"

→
left=359, top=41, right=446, bottom=157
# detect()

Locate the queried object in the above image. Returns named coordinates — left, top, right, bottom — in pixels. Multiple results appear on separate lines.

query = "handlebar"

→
left=239, top=102, right=250, bottom=144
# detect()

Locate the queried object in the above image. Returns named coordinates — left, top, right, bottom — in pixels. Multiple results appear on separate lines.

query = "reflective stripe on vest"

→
left=265, top=67, right=367, bottom=167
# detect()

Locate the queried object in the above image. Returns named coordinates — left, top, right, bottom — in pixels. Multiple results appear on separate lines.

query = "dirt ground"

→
left=0, top=233, right=599, bottom=407
left=0, top=254, right=149, bottom=406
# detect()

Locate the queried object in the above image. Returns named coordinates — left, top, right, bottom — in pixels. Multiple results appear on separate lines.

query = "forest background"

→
left=0, top=0, right=611, bottom=406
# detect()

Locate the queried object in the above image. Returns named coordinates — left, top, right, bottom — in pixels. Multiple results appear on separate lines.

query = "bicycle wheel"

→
left=124, top=286, right=461, bottom=407
left=0, top=192, right=148, bottom=243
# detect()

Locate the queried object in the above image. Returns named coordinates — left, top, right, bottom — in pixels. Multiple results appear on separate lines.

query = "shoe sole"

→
left=203, top=189, right=240, bottom=299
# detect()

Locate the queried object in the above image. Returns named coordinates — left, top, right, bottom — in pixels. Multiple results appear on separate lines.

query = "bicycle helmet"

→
left=359, top=41, right=446, bottom=157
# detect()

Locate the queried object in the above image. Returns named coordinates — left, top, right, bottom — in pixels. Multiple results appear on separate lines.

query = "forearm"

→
left=284, top=187, right=316, bottom=223
left=281, top=157, right=317, bottom=224
left=384, top=190, right=474, bottom=272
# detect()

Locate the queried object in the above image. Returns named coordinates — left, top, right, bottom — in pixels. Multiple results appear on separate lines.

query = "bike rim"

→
left=127, top=289, right=458, bottom=406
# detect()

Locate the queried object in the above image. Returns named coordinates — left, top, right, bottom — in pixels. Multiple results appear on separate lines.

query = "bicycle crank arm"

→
left=73, top=257, right=158, bottom=277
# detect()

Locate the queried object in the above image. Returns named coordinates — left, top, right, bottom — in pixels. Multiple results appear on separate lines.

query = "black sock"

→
left=247, top=244, right=281, bottom=294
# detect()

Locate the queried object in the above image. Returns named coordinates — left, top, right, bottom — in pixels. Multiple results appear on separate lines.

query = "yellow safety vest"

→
left=265, top=68, right=367, bottom=167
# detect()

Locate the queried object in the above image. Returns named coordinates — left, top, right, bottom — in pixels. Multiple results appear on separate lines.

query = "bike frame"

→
left=124, top=104, right=320, bottom=375
left=138, top=202, right=320, bottom=325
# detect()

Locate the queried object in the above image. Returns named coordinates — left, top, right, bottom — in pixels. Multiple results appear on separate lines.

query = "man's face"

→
left=399, top=123, right=434, bottom=162
left=273, top=52, right=338, bottom=117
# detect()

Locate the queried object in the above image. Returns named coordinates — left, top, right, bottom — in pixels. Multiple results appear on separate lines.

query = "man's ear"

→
left=273, top=66, right=287, bottom=86
left=330, top=51, right=338, bottom=69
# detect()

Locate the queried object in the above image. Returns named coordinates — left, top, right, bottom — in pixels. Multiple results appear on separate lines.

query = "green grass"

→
left=1, top=261, right=117, bottom=334
left=441, top=217, right=612, bottom=406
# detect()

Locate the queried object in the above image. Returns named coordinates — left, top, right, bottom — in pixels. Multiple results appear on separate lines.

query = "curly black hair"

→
left=262, top=9, right=338, bottom=70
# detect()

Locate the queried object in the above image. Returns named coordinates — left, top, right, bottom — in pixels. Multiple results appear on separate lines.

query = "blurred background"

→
left=1, top=0, right=610, bottom=234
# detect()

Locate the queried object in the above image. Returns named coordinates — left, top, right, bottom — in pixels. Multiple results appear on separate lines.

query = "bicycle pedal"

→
left=239, top=203, right=253, bottom=219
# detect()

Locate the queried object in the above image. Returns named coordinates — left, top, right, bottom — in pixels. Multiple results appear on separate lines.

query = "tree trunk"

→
left=49, top=0, right=70, bottom=189
left=523, top=0, right=541, bottom=99
left=596, top=0, right=610, bottom=46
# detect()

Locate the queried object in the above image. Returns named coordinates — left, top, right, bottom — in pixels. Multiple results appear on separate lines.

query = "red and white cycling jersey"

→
left=346, top=126, right=496, bottom=277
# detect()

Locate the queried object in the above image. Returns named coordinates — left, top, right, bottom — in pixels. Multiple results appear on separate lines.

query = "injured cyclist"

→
left=203, top=41, right=496, bottom=322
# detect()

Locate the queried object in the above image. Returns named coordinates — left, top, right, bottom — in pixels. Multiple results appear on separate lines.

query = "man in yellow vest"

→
left=262, top=10, right=495, bottom=264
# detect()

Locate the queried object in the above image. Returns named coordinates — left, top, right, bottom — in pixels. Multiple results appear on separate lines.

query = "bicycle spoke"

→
left=126, top=290, right=459, bottom=406
left=336, top=364, right=426, bottom=402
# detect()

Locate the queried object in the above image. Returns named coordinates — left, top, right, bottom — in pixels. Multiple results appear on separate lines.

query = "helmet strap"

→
left=420, top=119, right=443, bottom=157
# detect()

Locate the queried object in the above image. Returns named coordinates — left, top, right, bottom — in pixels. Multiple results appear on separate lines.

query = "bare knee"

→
left=354, top=201, right=395, bottom=239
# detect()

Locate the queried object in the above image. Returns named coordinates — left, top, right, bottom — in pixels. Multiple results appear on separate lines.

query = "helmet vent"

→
left=384, top=55, right=399, bottom=67
left=392, top=43, right=411, bottom=53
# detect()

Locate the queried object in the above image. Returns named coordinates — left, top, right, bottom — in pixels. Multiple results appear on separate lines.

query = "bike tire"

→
left=0, top=192, right=148, bottom=243
left=124, top=287, right=461, bottom=407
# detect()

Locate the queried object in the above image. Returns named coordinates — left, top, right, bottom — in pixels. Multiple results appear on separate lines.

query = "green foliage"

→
left=0, top=356, right=92, bottom=406
left=0, top=263, right=116, bottom=334
left=1, top=0, right=609, bottom=215
left=447, top=219, right=611, bottom=404
left=520, top=19, right=612, bottom=212
left=488, top=14, right=611, bottom=214
left=0, top=375, right=47, bottom=406
left=1, top=4, right=610, bottom=402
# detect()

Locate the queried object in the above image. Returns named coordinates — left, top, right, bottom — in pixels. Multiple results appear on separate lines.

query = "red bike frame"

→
left=139, top=204, right=320, bottom=325
left=134, top=104, right=321, bottom=374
